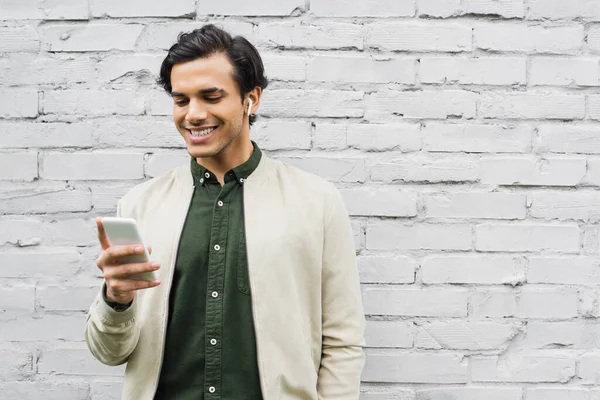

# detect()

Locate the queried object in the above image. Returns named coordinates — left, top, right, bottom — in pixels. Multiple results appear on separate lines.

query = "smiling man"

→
left=85, top=25, right=365, bottom=399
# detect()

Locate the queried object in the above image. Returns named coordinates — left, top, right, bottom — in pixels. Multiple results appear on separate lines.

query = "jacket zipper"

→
left=150, top=183, right=195, bottom=398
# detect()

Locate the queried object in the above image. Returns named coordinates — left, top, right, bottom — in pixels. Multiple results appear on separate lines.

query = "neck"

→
left=195, top=136, right=254, bottom=185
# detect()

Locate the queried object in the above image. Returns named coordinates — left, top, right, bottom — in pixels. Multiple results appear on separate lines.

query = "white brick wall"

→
left=1, top=0, right=599, bottom=399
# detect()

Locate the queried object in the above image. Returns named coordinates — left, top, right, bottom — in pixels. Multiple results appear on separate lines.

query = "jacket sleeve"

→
left=317, top=184, right=366, bottom=399
left=84, top=199, right=141, bottom=366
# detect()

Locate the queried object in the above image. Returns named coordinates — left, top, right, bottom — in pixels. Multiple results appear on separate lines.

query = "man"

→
left=85, top=24, right=365, bottom=399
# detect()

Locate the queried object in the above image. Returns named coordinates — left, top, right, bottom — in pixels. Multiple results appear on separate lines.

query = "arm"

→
left=317, top=184, right=366, bottom=399
left=84, top=199, right=141, bottom=366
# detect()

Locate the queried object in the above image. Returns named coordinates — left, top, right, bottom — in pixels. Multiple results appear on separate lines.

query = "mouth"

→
left=186, top=126, right=218, bottom=143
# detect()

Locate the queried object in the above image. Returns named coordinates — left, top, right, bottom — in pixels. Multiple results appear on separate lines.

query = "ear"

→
left=246, top=87, right=262, bottom=116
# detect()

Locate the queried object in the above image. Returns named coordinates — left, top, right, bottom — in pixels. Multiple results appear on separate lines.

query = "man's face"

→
left=170, top=53, right=246, bottom=160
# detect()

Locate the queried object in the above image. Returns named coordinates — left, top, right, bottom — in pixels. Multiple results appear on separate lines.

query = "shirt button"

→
left=239, top=178, right=245, bottom=183
left=208, top=386, right=216, bottom=393
left=205, top=172, right=210, bottom=178
left=210, top=338, right=217, bottom=345
left=217, top=200, right=223, bottom=207
left=214, top=244, right=220, bottom=251
left=199, top=178, right=204, bottom=184
left=211, top=291, right=218, bottom=298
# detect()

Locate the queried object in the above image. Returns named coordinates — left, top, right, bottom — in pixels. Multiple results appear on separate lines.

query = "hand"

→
left=95, top=217, right=161, bottom=305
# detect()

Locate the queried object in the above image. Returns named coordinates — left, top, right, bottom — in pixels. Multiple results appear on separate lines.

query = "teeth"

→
left=190, top=127, right=216, bottom=136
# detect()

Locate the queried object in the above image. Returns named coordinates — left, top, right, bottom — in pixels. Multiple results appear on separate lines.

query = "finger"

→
left=96, top=217, right=111, bottom=251
left=104, top=261, right=160, bottom=280
left=110, top=279, right=161, bottom=293
left=105, top=244, right=145, bottom=263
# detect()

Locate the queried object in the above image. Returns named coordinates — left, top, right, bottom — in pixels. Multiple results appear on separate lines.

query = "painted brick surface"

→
left=1, top=0, right=598, bottom=398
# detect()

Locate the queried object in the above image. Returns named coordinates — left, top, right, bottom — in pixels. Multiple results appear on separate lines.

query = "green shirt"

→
left=154, top=143, right=263, bottom=400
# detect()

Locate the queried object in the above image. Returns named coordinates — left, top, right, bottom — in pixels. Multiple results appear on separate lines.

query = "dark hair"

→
left=158, top=24, right=268, bottom=126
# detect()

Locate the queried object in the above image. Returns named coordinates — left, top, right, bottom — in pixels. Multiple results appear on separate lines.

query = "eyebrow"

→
left=171, top=88, right=225, bottom=97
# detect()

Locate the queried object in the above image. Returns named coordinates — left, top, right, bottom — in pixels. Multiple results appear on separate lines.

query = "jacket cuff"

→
left=94, top=283, right=136, bottom=325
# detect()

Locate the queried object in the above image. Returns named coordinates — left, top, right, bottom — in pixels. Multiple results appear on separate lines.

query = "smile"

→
left=189, top=127, right=217, bottom=136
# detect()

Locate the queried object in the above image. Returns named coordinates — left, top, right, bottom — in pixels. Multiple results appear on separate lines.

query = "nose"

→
left=185, top=99, right=208, bottom=124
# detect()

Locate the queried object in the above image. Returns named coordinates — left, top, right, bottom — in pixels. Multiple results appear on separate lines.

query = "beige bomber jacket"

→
left=85, top=154, right=366, bottom=399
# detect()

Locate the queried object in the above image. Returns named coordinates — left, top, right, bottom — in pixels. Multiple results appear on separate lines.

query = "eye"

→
left=205, top=97, right=222, bottom=103
left=174, top=99, right=188, bottom=106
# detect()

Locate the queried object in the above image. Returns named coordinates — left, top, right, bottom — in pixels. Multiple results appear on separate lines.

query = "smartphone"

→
left=100, top=217, right=156, bottom=281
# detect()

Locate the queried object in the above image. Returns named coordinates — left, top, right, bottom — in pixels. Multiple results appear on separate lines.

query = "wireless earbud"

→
left=247, top=99, right=253, bottom=116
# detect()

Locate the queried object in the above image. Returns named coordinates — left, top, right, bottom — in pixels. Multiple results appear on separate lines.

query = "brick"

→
left=308, top=56, right=415, bottom=84
left=0, top=153, right=37, bottom=181
left=92, top=0, right=195, bottom=17
left=262, top=54, right=306, bottom=81
left=38, top=219, right=96, bottom=247
left=148, top=90, right=172, bottom=116
left=528, top=257, right=600, bottom=285
left=282, top=157, right=366, bottom=183
left=362, top=352, right=468, bottom=383
left=198, top=0, right=303, bottom=16
left=422, top=255, right=526, bottom=284
left=476, top=223, right=580, bottom=252
left=92, top=119, right=182, bottom=148
left=416, top=388, right=522, bottom=400
left=0, top=249, right=80, bottom=278
left=536, top=124, right=600, bottom=153
left=0, top=89, right=38, bottom=118
left=0, top=381, right=88, bottom=400
left=530, top=192, right=600, bottom=221
left=363, top=287, right=468, bottom=317
left=366, top=90, right=477, bottom=120
left=349, top=124, right=421, bottom=152
left=0, top=26, right=39, bottom=52
left=423, top=123, right=531, bottom=153
left=0, top=55, right=96, bottom=86
left=41, top=152, right=144, bottom=180
left=371, top=158, right=479, bottom=183
left=0, top=182, right=92, bottom=214
left=90, top=182, right=137, bottom=213
left=421, top=57, right=526, bottom=85
left=0, top=314, right=84, bottom=341
left=590, top=27, right=600, bottom=52
left=260, top=90, right=363, bottom=118
left=471, top=354, right=575, bottom=383
left=146, top=153, right=188, bottom=178
left=523, top=321, right=600, bottom=349
left=362, top=389, right=415, bottom=400
left=528, top=388, right=600, bottom=400
left=137, top=21, right=254, bottom=50
left=43, top=89, right=144, bottom=116
left=529, top=0, right=600, bottom=20
left=425, top=192, right=527, bottom=219
left=311, top=0, right=414, bottom=17
left=475, top=24, right=584, bottom=53
left=96, top=54, right=163, bottom=83
left=340, top=188, right=417, bottom=217
left=366, top=22, right=472, bottom=52
left=256, top=22, right=363, bottom=50
left=590, top=95, right=600, bottom=120
left=41, top=23, right=144, bottom=52
left=90, top=381, right=124, bottom=400
left=481, top=157, right=586, bottom=186
left=0, top=218, right=41, bottom=245
left=250, top=121, right=311, bottom=150
left=352, top=220, right=365, bottom=251
left=365, top=321, right=414, bottom=348
left=39, top=347, right=124, bottom=376
left=418, top=0, right=461, bottom=17
left=415, top=321, right=521, bottom=350
left=580, top=355, right=600, bottom=384
left=358, top=255, right=416, bottom=284
left=0, top=285, right=35, bottom=313
left=471, top=287, right=579, bottom=318
left=462, top=0, right=525, bottom=17
left=0, top=122, right=92, bottom=149
left=0, top=349, right=34, bottom=380
left=367, top=222, right=472, bottom=251
left=37, top=285, right=99, bottom=311
left=0, top=0, right=89, bottom=20
left=531, top=58, right=599, bottom=86
left=480, top=92, right=585, bottom=120
left=313, top=124, right=346, bottom=150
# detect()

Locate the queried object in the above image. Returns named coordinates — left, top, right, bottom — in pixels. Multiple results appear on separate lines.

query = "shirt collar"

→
left=190, top=141, right=262, bottom=186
